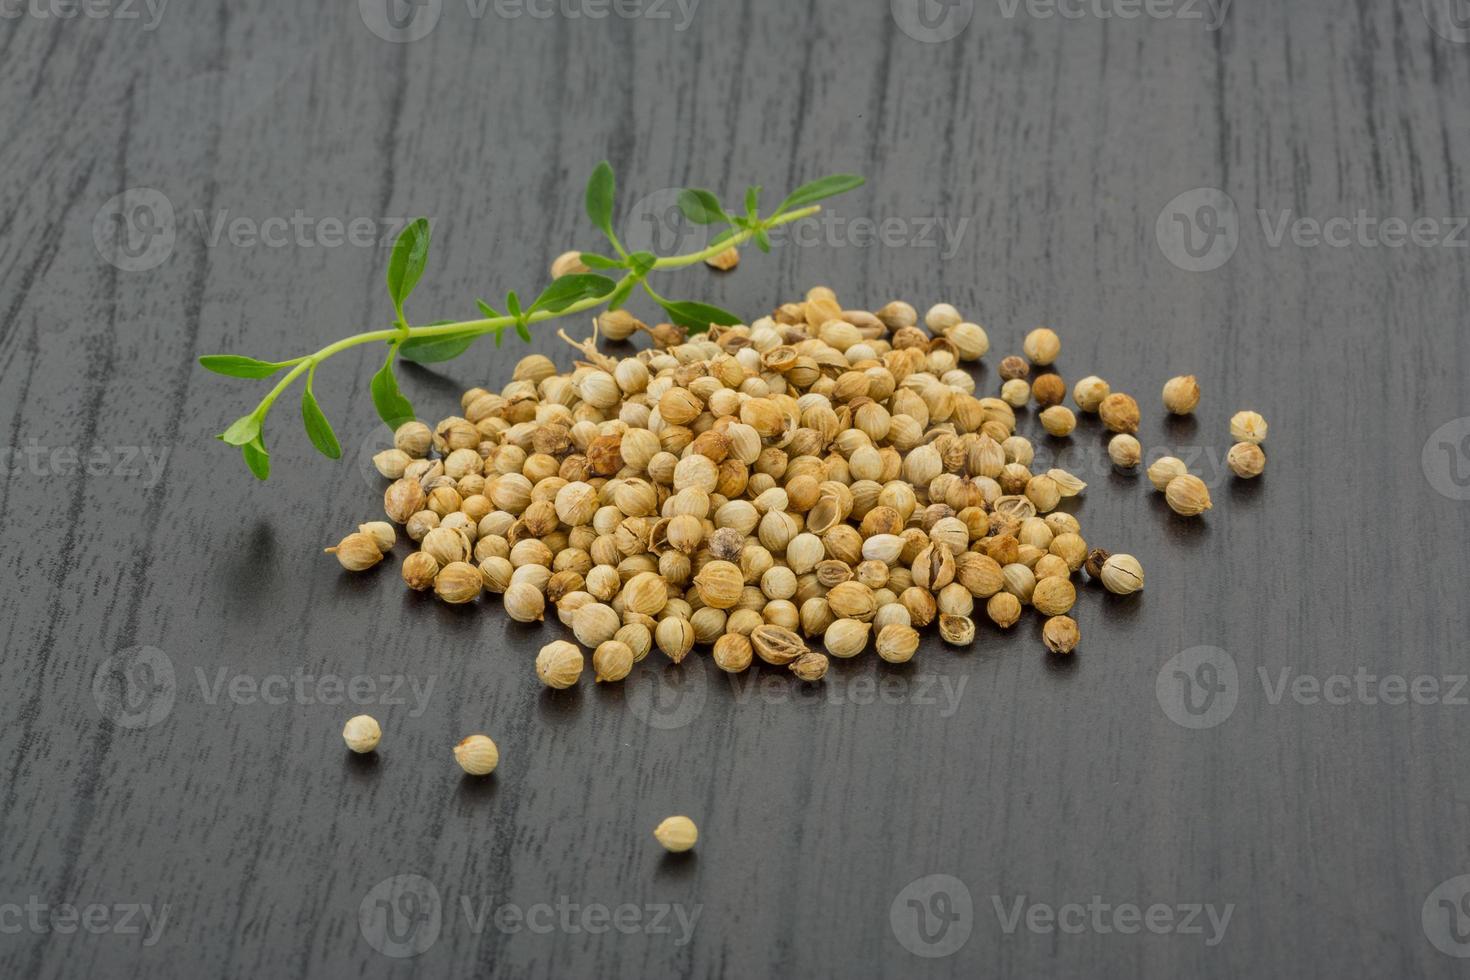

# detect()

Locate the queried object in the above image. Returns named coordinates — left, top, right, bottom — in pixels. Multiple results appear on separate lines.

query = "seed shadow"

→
left=344, top=751, right=381, bottom=782
left=1164, top=414, right=1199, bottom=440
left=1043, top=651, right=1080, bottom=675
left=536, top=686, right=584, bottom=724
left=455, top=773, right=499, bottom=806
left=1228, top=476, right=1265, bottom=503
left=654, top=851, right=699, bottom=879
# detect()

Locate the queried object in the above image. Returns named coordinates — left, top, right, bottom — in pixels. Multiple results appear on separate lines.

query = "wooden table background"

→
left=3, top=0, right=1470, bottom=976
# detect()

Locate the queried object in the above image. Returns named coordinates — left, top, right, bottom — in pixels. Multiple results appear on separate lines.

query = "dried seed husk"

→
left=751, top=625, right=808, bottom=665
left=938, top=614, right=976, bottom=645
left=1042, top=615, right=1080, bottom=654
left=789, top=650, right=830, bottom=682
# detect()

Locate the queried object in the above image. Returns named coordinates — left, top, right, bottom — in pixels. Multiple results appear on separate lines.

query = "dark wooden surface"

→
left=4, top=0, right=1470, bottom=977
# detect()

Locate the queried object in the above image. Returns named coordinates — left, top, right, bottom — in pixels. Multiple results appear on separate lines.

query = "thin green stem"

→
left=238, top=203, right=827, bottom=428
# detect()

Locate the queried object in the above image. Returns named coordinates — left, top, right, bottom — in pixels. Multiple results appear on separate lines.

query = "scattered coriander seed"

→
left=454, top=734, right=499, bottom=776
left=999, top=355, right=1030, bottom=381
left=751, top=625, right=807, bottom=665
left=1032, top=577, right=1077, bottom=616
left=342, top=715, right=381, bottom=754
left=325, top=532, right=384, bottom=571
left=357, top=522, right=396, bottom=552
left=504, top=582, right=545, bottom=622
left=653, top=815, right=698, bottom=853
left=1073, top=376, right=1110, bottom=412
left=938, top=613, right=976, bottom=645
left=876, top=624, right=920, bottom=664
left=1099, top=554, right=1144, bottom=594
left=1162, top=375, right=1200, bottom=415
left=986, top=592, right=1022, bottom=628
left=1227, top=442, right=1266, bottom=478
left=401, top=551, right=439, bottom=591
left=824, top=619, right=871, bottom=658
left=1032, top=374, right=1066, bottom=408
left=712, top=634, right=753, bottom=673
left=1146, top=456, right=1188, bottom=491
left=596, top=308, right=643, bottom=341
left=1098, top=393, right=1140, bottom=433
left=434, top=562, right=482, bottom=603
left=1164, top=474, right=1213, bottom=516
left=1022, top=327, right=1061, bottom=366
left=925, top=303, right=962, bottom=332
left=550, top=249, right=588, bottom=278
left=593, top=641, right=635, bottom=682
left=1042, top=616, right=1079, bottom=654
left=1108, top=434, right=1142, bottom=468
left=1000, top=378, right=1031, bottom=407
left=1083, top=548, right=1112, bottom=580
left=1230, top=410, right=1268, bottom=444
left=705, top=246, right=740, bottom=271
left=789, top=650, right=830, bottom=681
left=536, top=640, right=583, bottom=689
left=1039, top=405, right=1076, bottom=437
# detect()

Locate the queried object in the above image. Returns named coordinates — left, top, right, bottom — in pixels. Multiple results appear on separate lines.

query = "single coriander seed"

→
left=1098, top=393, right=1140, bottom=433
left=654, top=815, right=698, bottom=852
left=1000, top=378, right=1031, bottom=407
left=1108, top=434, right=1141, bottom=468
left=1039, top=405, right=1076, bottom=437
left=1042, top=616, right=1080, bottom=654
left=325, top=532, right=384, bottom=572
left=1073, top=376, right=1110, bottom=412
left=342, top=715, right=381, bottom=754
left=1146, top=456, right=1188, bottom=491
left=999, top=355, right=1030, bottom=381
left=1227, top=442, right=1266, bottom=478
left=1164, top=474, right=1213, bottom=516
left=1230, top=410, right=1268, bottom=444
left=1032, top=374, right=1066, bottom=408
left=1099, top=554, right=1144, bottom=594
left=454, top=734, right=499, bottom=775
left=1022, top=327, right=1061, bottom=366
left=1162, top=375, right=1200, bottom=415
left=536, top=640, right=584, bottom=689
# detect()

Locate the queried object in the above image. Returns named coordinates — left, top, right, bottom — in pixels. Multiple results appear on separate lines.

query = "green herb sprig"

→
left=202, top=164, right=864, bottom=479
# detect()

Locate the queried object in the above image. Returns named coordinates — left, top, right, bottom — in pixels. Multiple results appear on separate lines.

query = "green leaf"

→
left=476, top=299, right=502, bottom=318
left=217, top=414, right=261, bottom=446
left=579, top=252, right=623, bottom=270
left=400, top=331, right=479, bottom=363
left=585, top=161, right=615, bottom=238
left=744, top=186, right=761, bottom=219
left=774, top=174, right=865, bottom=216
left=754, top=228, right=771, bottom=253
left=529, top=273, right=617, bottom=314
left=605, top=277, right=637, bottom=312
left=678, top=189, right=728, bottom=225
left=655, top=297, right=742, bottom=334
left=386, top=218, right=431, bottom=317
left=242, top=437, right=270, bottom=480
left=199, top=355, right=285, bottom=379
left=369, top=348, right=415, bottom=427
left=300, top=385, right=342, bottom=459
left=506, top=290, right=523, bottom=321
left=626, top=251, right=656, bottom=278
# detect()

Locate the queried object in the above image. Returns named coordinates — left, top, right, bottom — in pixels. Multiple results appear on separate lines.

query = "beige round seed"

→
left=1230, top=410, right=1268, bottom=444
left=1108, top=434, right=1141, bottom=468
left=342, top=715, right=381, bottom=753
left=536, top=640, right=583, bottom=689
left=1146, top=456, right=1189, bottom=491
left=823, top=619, right=871, bottom=658
left=1022, top=327, right=1060, bottom=365
left=876, top=624, right=920, bottom=664
left=454, top=734, right=499, bottom=775
left=1227, top=442, right=1266, bottom=478
left=1164, top=474, right=1213, bottom=516
left=1099, top=554, right=1144, bottom=595
left=653, top=815, right=698, bottom=852
left=593, top=641, right=635, bottom=683
left=1042, top=616, right=1079, bottom=654
left=1162, top=375, right=1200, bottom=414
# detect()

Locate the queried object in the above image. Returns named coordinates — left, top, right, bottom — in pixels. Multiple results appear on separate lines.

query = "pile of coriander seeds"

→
left=327, top=287, right=1268, bottom=689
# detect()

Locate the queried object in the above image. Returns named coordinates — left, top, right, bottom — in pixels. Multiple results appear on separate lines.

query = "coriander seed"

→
left=1039, top=405, right=1076, bottom=437
left=1146, top=456, right=1188, bottom=491
left=1108, top=434, right=1141, bottom=468
left=986, top=592, right=1022, bottom=628
left=789, top=650, right=830, bottom=681
left=938, top=613, right=975, bottom=645
left=1164, top=474, right=1212, bottom=516
left=1041, top=616, right=1079, bottom=654
left=325, top=532, right=384, bottom=572
left=1073, top=376, right=1110, bottom=412
left=1000, top=378, right=1031, bottom=408
left=1230, top=410, right=1268, bottom=444
left=1023, top=327, right=1061, bottom=365
left=536, top=640, right=583, bottom=689
left=1099, top=554, right=1144, bottom=594
left=1098, top=393, right=1140, bottom=434
left=434, top=562, right=482, bottom=603
left=342, top=715, right=381, bottom=754
left=654, top=815, right=698, bottom=852
left=876, top=624, right=920, bottom=664
left=1227, top=442, right=1266, bottom=478
left=1032, top=374, right=1066, bottom=408
left=1162, top=375, right=1200, bottom=415
left=712, top=634, right=753, bottom=673
left=1083, top=548, right=1111, bottom=580
left=401, top=551, right=439, bottom=591
left=999, top=355, right=1030, bottom=381
left=454, top=734, right=499, bottom=775
left=593, top=641, right=635, bottom=682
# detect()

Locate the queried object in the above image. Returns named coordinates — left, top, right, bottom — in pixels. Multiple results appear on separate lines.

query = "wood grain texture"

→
left=2, top=0, right=1469, bottom=976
